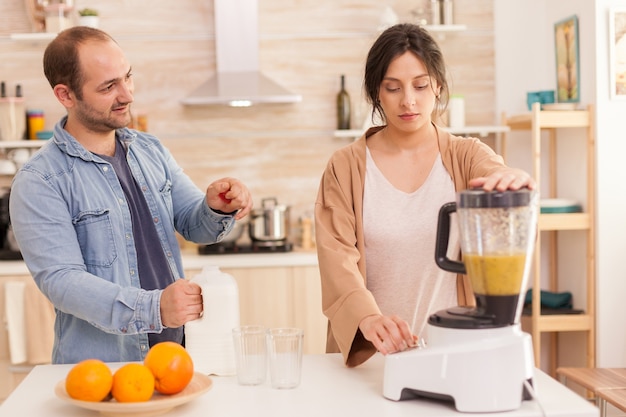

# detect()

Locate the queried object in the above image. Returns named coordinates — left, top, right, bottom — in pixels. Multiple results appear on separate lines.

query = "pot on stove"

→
left=249, top=197, right=290, bottom=243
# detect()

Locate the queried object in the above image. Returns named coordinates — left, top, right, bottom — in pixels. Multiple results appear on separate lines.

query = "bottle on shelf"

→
left=336, top=74, right=351, bottom=130
left=441, top=0, right=454, bottom=25
left=430, top=0, right=441, bottom=25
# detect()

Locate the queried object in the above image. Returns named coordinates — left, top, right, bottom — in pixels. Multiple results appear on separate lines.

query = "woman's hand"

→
left=469, top=168, right=536, bottom=192
left=359, top=314, right=417, bottom=355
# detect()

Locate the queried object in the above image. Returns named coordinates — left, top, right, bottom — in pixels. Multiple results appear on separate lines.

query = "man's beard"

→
left=75, top=100, right=132, bottom=133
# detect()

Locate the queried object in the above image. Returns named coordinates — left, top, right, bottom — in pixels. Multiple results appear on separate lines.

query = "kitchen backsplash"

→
left=0, top=0, right=496, bottom=238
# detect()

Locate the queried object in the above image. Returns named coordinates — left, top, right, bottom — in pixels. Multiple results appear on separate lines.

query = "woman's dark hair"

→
left=364, top=23, right=449, bottom=124
left=43, top=26, right=116, bottom=100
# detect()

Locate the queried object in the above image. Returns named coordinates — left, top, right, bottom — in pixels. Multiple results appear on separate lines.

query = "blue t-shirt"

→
left=98, top=138, right=183, bottom=347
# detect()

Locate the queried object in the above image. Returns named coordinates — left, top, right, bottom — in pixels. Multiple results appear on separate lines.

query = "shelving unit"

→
left=503, top=102, right=595, bottom=375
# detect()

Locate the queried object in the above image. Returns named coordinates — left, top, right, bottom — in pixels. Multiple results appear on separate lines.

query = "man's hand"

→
left=206, top=177, right=253, bottom=220
left=160, top=279, right=203, bottom=328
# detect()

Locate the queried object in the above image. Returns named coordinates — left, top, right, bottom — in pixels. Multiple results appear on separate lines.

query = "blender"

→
left=383, top=188, right=538, bottom=412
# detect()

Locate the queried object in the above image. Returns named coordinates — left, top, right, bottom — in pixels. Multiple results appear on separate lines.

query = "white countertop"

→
left=0, top=354, right=598, bottom=417
left=0, top=250, right=318, bottom=277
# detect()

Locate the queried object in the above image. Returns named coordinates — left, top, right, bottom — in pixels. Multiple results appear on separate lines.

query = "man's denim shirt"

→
left=9, top=117, right=234, bottom=364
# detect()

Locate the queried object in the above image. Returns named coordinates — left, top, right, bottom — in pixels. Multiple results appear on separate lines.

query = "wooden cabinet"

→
left=503, top=103, right=595, bottom=375
left=184, top=265, right=327, bottom=355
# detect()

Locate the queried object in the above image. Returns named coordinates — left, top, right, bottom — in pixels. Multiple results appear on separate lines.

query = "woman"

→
left=315, top=23, right=535, bottom=367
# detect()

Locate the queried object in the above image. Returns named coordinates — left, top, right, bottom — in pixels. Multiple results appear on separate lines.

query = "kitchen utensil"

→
left=0, top=97, right=26, bottom=141
left=249, top=197, right=290, bottom=243
left=7, top=148, right=30, bottom=170
left=0, top=159, right=16, bottom=176
left=384, top=188, right=538, bottom=412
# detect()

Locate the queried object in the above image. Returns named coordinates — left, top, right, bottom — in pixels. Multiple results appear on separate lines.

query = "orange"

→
left=111, top=363, right=155, bottom=403
left=65, top=359, right=113, bottom=402
left=144, top=341, right=194, bottom=395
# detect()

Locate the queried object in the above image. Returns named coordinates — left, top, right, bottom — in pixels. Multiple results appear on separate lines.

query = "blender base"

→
left=383, top=323, right=534, bottom=413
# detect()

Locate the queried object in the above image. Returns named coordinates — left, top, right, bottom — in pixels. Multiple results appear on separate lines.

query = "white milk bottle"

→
left=185, top=265, right=240, bottom=375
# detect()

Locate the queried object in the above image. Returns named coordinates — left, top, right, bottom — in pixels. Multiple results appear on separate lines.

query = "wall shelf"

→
left=8, top=33, right=56, bottom=41
left=422, top=24, right=467, bottom=32
left=0, top=140, right=48, bottom=149
left=333, top=125, right=508, bottom=140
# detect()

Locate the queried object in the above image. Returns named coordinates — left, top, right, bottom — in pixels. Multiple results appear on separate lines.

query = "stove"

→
left=198, top=240, right=293, bottom=255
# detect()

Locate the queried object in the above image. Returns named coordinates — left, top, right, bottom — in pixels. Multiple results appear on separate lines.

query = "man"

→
left=9, top=26, right=253, bottom=364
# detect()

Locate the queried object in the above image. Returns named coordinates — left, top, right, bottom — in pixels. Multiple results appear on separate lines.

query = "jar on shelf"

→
left=44, top=3, right=73, bottom=33
left=27, top=109, right=45, bottom=140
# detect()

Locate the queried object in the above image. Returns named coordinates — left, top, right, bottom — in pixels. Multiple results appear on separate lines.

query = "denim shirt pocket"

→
left=159, top=179, right=174, bottom=226
left=73, top=208, right=118, bottom=267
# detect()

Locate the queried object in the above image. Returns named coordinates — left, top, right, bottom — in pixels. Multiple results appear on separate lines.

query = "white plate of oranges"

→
left=54, top=342, right=212, bottom=416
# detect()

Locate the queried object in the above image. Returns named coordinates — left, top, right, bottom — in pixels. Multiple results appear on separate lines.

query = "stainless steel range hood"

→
left=181, top=0, right=301, bottom=107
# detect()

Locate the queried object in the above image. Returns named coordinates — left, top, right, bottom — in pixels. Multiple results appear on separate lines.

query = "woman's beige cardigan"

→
left=314, top=125, right=508, bottom=367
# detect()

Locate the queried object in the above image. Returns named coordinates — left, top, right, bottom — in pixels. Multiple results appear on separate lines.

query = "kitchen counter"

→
left=0, top=249, right=319, bottom=276
left=0, top=353, right=598, bottom=417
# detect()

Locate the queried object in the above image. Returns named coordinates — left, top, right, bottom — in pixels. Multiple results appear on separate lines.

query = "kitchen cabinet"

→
left=503, top=103, right=595, bottom=375
left=184, top=265, right=327, bottom=355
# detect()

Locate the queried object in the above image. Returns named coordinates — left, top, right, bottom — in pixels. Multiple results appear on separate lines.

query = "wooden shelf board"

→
left=521, top=314, right=593, bottom=332
left=539, top=213, right=590, bottom=230
left=506, top=109, right=590, bottom=130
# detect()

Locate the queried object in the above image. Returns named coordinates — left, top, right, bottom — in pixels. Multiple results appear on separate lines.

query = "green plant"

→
left=78, top=8, right=98, bottom=17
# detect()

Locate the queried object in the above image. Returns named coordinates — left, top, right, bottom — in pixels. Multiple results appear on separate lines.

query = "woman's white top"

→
left=363, top=147, right=459, bottom=341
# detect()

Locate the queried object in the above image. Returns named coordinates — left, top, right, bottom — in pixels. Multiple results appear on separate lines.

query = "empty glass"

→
left=232, top=325, right=267, bottom=385
left=267, top=328, right=304, bottom=389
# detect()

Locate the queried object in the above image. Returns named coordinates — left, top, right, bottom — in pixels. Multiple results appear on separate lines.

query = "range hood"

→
left=181, top=0, right=302, bottom=107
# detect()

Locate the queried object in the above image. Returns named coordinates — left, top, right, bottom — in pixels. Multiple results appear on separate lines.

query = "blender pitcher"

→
left=435, top=188, right=538, bottom=327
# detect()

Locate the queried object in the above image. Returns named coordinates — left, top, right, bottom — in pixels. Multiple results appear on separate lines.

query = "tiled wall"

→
left=0, top=0, right=495, bottom=241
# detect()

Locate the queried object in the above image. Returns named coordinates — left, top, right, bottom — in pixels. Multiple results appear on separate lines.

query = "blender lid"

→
left=457, top=188, right=534, bottom=209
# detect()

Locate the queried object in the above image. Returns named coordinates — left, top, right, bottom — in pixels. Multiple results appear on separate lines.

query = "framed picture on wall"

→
left=609, top=8, right=626, bottom=100
left=554, top=15, right=580, bottom=103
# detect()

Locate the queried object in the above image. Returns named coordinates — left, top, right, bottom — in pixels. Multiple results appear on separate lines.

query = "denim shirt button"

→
left=121, top=327, right=127, bottom=333
left=153, top=217, right=158, bottom=223
left=118, top=198, right=124, bottom=205
left=149, top=324, right=155, bottom=330
left=141, top=344, right=148, bottom=351
left=126, top=233, right=131, bottom=240
left=130, top=269, right=135, bottom=276
left=142, top=186, right=147, bottom=192
left=103, top=166, right=109, bottom=172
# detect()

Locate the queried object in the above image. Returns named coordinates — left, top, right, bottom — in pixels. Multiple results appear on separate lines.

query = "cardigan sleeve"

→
left=314, top=144, right=380, bottom=367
